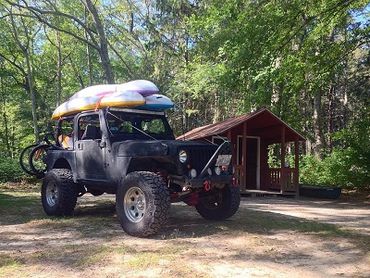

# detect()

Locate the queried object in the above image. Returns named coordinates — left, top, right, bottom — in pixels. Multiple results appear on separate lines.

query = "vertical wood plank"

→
left=242, top=122, right=247, bottom=191
left=280, top=125, right=286, bottom=193
left=294, top=139, right=300, bottom=196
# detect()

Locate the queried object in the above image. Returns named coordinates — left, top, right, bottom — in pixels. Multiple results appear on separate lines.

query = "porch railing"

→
left=269, top=168, right=297, bottom=192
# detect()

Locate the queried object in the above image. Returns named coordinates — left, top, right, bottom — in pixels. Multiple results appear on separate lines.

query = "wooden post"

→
left=242, top=122, right=247, bottom=191
left=280, top=126, right=286, bottom=193
left=294, top=139, right=300, bottom=197
left=227, top=130, right=234, bottom=165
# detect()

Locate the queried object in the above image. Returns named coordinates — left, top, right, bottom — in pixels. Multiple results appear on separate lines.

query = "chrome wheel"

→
left=46, top=182, right=59, bottom=207
left=124, top=187, right=146, bottom=223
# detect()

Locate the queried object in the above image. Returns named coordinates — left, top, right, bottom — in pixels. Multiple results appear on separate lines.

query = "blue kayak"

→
left=137, top=94, right=174, bottom=111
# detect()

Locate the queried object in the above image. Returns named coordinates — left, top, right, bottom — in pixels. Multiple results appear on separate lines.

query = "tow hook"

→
left=203, top=180, right=212, bottom=191
left=232, top=177, right=238, bottom=187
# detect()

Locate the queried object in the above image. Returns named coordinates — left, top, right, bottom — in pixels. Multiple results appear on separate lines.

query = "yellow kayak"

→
left=51, top=91, right=145, bottom=120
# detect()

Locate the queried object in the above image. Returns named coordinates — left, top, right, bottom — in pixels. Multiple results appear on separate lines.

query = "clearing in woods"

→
left=0, top=183, right=369, bottom=278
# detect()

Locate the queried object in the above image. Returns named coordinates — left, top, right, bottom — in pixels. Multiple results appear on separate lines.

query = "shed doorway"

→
left=237, top=136, right=260, bottom=190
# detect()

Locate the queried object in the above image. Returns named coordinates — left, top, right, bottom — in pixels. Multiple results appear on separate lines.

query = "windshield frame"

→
left=105, top=108, right=175, bottom=141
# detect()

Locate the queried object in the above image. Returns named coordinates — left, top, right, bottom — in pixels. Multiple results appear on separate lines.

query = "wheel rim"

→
left=123, top=187, right=146, bottom=223
left=46, top=182, right=59, bottom=207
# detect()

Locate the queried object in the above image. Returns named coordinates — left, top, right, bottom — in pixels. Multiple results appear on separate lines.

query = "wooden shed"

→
left=177, top=108, right=305, bottom=195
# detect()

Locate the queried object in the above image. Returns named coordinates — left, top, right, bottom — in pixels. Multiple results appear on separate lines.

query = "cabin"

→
left=177, top=108, right=306, bottom=195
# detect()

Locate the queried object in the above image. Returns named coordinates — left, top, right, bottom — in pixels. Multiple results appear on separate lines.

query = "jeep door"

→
left=75, top=113, right=107, bottom=181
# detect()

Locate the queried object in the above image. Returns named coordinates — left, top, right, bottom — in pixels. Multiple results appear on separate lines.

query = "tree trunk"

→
left=84, top=6, right=93, bottom=85
left=83, top=0, right=114, bottom=83
left=327, top=84, right=334, bottom=151
left=9, top=11, right=39, bottom=141
left=0, top=78, right=11, bottom=158
left=56, top=30, right=62, bottom=106
left=25, top=53, right=40, bottom=141
left=212, top=91, right=220, bottom=123
left=312, top=92, right=325, bottom=157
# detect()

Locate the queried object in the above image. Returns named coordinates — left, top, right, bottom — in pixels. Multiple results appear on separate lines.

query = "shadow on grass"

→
left=163, top=204, right=370, bottom=244
left=0, top=191, right=369, bottom=252
left=0, top=192, right=44, bottom=225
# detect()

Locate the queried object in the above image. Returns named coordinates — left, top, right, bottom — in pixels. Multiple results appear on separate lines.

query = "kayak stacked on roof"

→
left=51, top=80, right=174, bottom=119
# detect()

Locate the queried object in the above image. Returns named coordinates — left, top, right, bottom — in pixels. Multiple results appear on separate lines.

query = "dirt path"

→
left=242, top=197, right=370, bottom=235
left=0, top=187, right=369, bottom=278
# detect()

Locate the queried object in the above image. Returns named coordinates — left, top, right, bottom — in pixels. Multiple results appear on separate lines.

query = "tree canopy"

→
left=0, top=0, right=369, bottom=188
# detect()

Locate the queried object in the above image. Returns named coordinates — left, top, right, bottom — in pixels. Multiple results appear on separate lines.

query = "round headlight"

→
left=179, top=150, right=188, bottom=163
left=214, top=166, right=221, bottom=175
left=190, top=169, right=197, bottom=178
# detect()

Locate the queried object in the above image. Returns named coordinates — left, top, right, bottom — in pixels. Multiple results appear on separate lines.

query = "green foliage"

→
left=0, top=158, right=25, bottom=183
left=300, top=155, right=331, bottom=187
left=0, top=0, right=369, bottom=189
left=300, top=112, right=370, bottom=189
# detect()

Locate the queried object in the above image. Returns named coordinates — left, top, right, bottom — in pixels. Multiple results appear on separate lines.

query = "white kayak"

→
left=69, top=80, right=159, bottom=100
left=69, top=84, right=117, bottom=100
left=118, top=80, right=159, bottom=96
left=138, top=94, right=174, bottom=110
left=51, top=91, right=145, bottom=120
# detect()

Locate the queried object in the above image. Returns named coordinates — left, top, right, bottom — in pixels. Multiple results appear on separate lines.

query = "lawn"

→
left=0, top=182, right=369, bottom=278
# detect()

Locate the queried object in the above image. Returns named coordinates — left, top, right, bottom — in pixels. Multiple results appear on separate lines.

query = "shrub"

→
left=300, top=117, right=370, bottom=190
left=0, top=157, right=25, bottom=183
left=300, top=113, right=369, bottom=190
left=300, top=155, right=326, bottom=186
left=300, top=148, right=369, bottom=190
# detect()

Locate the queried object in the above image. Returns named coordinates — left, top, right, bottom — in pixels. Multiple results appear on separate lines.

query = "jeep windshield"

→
left=106, top=109, right=175, bottom=141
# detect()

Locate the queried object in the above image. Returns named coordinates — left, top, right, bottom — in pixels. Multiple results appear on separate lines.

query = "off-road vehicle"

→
left=31, top=107, right=240, bottom=237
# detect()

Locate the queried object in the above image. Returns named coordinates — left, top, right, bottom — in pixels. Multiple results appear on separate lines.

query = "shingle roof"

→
left=177, top=108, right=305, bottom=141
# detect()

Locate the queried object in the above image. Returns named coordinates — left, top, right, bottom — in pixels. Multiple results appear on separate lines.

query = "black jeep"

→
left=40, top=107, right=240, bottom=237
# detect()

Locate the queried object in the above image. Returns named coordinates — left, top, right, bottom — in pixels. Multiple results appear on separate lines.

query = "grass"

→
left=0, top=254, right=22, bottom=268
left=0, top=254, right=23, bottom=278
left=0, top=182, right=369, bottom=277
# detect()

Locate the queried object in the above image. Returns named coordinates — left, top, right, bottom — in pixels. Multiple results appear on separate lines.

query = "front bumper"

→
left=170, top=174, right=233, bottom=189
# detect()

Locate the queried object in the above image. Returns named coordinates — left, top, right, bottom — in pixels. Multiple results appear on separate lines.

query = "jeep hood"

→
left=115, top=139, right=217, bottom=157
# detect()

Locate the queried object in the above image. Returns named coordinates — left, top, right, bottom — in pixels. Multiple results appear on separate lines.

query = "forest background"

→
left=0, top=0, right=368, bottom=190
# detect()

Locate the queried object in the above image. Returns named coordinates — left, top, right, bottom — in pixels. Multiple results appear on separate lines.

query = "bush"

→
left=300, top=155, right=326, bottom=186
left=300, top=153, right=357, bottom=189
left=0, top=157, right=25, bottom=183
left=301, top=113, right=369, bottom=190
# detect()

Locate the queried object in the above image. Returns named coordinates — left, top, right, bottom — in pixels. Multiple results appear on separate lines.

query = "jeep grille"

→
left=186, top=146, right=217, bottom=173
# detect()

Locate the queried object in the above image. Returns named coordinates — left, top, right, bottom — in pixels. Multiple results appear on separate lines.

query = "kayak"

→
left=117, top=80, right=159, bottom=97
left=51, top=91, right=145, bottom=120
left=51, top=81, right=171, bottom=119
left=69, top=80, right=159, bottom=99
left=52, top=96, right=100, bottom=119
left=69, top=84, right=116, bottom=100
left=98, top=91, right=145, bottom=108
left=138, top=94, right=174, bottom=110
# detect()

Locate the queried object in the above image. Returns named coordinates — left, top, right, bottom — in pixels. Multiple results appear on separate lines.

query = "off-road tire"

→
left=116, top=171, right=170, bottom=237
left=41, top=169, right=77, bottom=216
left=196, top=185, right=240, bottom=220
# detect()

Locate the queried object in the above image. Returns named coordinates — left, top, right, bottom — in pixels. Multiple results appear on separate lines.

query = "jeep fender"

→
left=46, top=150, right=78, bottom=182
